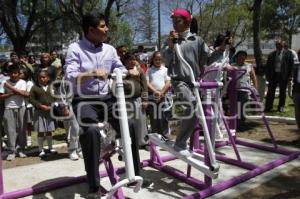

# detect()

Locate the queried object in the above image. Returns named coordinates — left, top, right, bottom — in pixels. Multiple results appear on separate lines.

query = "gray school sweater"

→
left=162, top=31, right=222, bottom=83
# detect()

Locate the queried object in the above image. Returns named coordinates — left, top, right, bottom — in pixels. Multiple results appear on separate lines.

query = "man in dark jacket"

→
left=265, top=40, right=294, bottom=112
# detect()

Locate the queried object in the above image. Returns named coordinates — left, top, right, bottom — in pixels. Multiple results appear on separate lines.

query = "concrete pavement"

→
left=2, top=139, right=300, bottom=199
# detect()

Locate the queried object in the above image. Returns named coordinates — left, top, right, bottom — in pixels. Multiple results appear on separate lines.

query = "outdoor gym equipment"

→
left=0, top=68, right=143, bottom=199
left=189, top=59, right=300, bottom=198
left=146, top=43, right=300, bottom=199
left=106, top=68, right=143, bottom=198
left=148, top=41, right=220, bottom=178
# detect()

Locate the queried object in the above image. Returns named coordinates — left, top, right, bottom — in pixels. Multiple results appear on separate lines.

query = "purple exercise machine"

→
left=146, top=44, right=300, bottom=199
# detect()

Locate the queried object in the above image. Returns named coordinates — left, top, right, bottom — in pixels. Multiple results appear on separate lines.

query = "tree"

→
left=56, top=0, right=120, bottom=36
left=107, top=11, right=133, bottom=48
left=195, top=0, right=252, bottom=46
left=261, top=0, right=300, bottom=47
left=55, top=0, right=135, bottom=48
left=0, top=0, right=61, bottom=54
left=252, top=0, right=264, bottom=75
left=137, top=0, right=156, bottom=43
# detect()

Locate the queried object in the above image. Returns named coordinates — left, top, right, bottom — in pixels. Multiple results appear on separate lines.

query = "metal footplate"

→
left=149, top=133, right=219, bottom=179
left=106, top=176, right=143, bottom=199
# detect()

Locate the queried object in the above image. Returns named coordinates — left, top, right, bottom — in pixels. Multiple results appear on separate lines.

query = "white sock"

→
left=38, top=137, right=44, bottom=152
left=46, top=136, right=53, bottom=150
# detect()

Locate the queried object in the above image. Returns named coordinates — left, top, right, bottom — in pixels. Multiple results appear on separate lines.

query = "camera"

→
left=51, top=102, right=72, bottom=120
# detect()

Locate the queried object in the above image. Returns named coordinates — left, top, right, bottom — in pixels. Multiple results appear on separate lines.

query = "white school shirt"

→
left=146, top=65, right=170, bottom=91
left=25, top=80, right=34, bottom=108
left=4, top=79, right=26, bottom=109
left=234, top=63, right=253, bottom=92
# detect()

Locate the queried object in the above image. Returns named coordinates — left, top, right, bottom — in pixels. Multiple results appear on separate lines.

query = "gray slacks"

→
left=3, top=106, right=26, bottom=153
left=127, top=97, right=148, bottom=146
left=173, top=81, right=197, bottom=148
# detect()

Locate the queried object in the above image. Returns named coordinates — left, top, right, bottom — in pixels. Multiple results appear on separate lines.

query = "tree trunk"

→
left=12, top=38, right=28, bottom=54
left=104, top=0, right=115, bottom=25
left=253, top=0, right=263, bottom=75
left=288, top=33, right=292, bottom=48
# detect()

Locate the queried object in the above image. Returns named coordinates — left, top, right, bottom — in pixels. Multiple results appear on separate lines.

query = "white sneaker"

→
left=69, top=150, right=79, bottom=161
left=39, top=150, right=46, bottom=157
left=18, top=151, right=27, bottom=158
left=6, top=153, right=15, bottom=161
left=173, top=145, right=192, bottom=157
left=77, top=151, right=83, bottom=159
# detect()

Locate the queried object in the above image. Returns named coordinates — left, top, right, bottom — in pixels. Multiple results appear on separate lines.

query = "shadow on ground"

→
left=262, top=138, right=300, bottom=148
left=234, top=167, right=300, bottom=199
left=31, top=177, right=88, bottom=199
left=139, top=169, right=197, bottom=199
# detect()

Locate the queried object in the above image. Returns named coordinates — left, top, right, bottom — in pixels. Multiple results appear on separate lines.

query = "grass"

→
left=26, top=125, right=67, bottom=150
left=264, top=95, right=295, bottom=118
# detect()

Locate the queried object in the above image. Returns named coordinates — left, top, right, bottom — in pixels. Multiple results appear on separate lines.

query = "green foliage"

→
left=195, top=0, right=252, bottom=46
left=108, top=11, right=133, bottom=48
left=0, top=0, right=65, bottom=53
left=56, top=0, right=103, bottom=27
left=261, top=0, right=300, bottom=41
left=264, top=96, right=295, bottom=118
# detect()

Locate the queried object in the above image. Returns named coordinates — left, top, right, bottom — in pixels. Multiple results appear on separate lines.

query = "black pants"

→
left=265, top=72, right=288, bottom=111
left=73, top=97, right=141, bottom=192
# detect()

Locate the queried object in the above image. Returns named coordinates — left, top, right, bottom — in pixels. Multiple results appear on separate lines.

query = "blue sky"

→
left=161, top=13, right=173, bottom=35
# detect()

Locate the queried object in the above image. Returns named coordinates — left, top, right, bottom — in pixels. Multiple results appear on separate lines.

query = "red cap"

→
left=171, top=9, right=192, bottom=22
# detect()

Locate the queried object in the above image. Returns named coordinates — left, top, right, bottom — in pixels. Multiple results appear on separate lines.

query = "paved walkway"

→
left=2, top=139, right=300, bottom=199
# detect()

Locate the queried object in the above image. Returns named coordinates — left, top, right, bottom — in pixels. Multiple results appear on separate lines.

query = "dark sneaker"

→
left=139, top=145, right=150, bottom=151
left=277, top=107, right=284, bottom=112
left=86, top=191, right=101, bottom=199
left=86, top=187, right=101, bottom=199
left=264, top=108, right=272, bottom=113
left=49, top=148, right=58, bottom=154
left=141, top=179, right=153, bottom=187
left=161, top=135, right=170, bottom=142
left=127, top=179, right=153, bottom=188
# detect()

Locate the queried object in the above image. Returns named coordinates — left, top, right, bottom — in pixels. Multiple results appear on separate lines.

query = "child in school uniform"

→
left=162, top=9, right=213, bottom=156
left=232, top=50, right=257, bottom=129
left=29, top=68, right=56, bottom=157
left=19, top=67, right=34, bottom=147
left=122, top=52, right=149, bottom=148
left=146, top=51, right=171, bottom=140
left=0, top=64, right=28, bottom=161
left=0, top=62, right=11, bottom=149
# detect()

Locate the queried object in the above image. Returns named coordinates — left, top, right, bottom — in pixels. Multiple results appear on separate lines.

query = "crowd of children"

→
left=0, top=51, right=82, bottom=161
